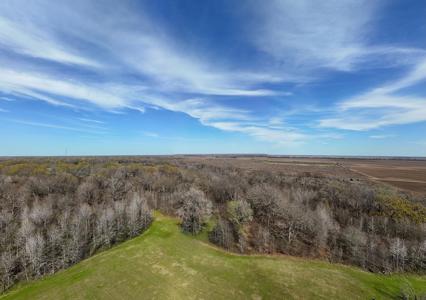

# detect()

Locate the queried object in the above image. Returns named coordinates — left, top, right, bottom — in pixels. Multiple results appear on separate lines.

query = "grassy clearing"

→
left=2, top=213, right=425, bottom=300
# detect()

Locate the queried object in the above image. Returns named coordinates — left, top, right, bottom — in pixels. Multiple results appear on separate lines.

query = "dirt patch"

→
left=341, top=159, right=426, bottom=194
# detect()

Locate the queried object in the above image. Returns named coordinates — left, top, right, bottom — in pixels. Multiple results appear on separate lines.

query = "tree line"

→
left=0, top=158, right=425, bottom=292
left=0, top=165, right=152, bottom=292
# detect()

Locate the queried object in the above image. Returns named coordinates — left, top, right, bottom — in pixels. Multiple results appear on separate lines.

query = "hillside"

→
left=2, top=213, right=425, bottom=300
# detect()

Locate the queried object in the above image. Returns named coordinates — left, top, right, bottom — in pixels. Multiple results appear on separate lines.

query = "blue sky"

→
left=0, top=0, right=425, bottom=156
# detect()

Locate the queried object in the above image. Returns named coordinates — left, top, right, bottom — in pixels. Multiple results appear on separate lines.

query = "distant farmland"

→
left=183, top=155, right=426, bottom=195
left=342, top=159, right=426, bottom=194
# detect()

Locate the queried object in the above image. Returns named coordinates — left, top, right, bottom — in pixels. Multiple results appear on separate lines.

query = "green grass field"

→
left=2, top=213, right=426, bottom=300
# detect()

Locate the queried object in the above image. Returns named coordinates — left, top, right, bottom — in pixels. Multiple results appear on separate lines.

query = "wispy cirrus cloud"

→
left=78, top=118, right=105, bottom=125
left=208, top=121, right=307, bottom=145
left=142, top=131, right=159, bottom=138
left=369, top=134, right=395, bottom=139
left=0, top=96, right=15, bottom=102
left=247, top=0, right=424, bottom=73
left=320, top=57, right=426, bottom=130
left=136, top=97, right=309, bottom=145
left=0, top=16, right=99, bottom=67
left=0, top=68, right=133, bottom=110
left=114, top=34, right=285, bottom=97
left=3, top=118, right=107, bottom=135
left=141, top=131, right=208, bottom=142
left=0, top=0, right=300, bottom=146
left=0, top=0, right=425, bottom=150
left=162, top=98, right=252, bottom=124
left=1, top=63, right=298, bottom=144
left=0, top=0, right=285, bottom=98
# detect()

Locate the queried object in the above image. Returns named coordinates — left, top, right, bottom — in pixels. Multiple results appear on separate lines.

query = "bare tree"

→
left=29, top=200, right=52, bottom=229
left=126, top=193, right=151, bottom=236
left=114, top=201, right=127, bottom=240
left=177, top=188, right=212, bottom=234
left=109, top=168, right=128, bottom=202
left=0, top=251, right=14, bottom=292
left=77, top=180, right=99, bottom=204
left=24, top=233, right=45, bottom=277
left=390, top=238, right=407, bottom=271
left=48, top=225, right=63, bottom=272
left=57, top=209, right=72, bottom=267
left=342, top=226, right=367, bottom=267
left=251, top=224, right=274, bottom=253
left=209, top=219, right=234, bottom=249
left=313, top=204, right=336, bottom=248
left=95, top=207, right=116, bottom=248
left=78, top=203, right=93, bottom=240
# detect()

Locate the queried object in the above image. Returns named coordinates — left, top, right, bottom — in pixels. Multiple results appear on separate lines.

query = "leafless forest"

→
left=0, top=156, right=425, bottom=292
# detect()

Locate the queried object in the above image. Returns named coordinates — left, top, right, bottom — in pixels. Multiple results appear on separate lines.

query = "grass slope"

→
left=2, top=213, right=426, bottom=300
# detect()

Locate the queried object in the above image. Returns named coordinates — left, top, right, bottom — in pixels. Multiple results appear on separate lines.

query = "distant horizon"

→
left=1, top=1, right=425, bottom=156
left=1, top=154, right=426, bottom=160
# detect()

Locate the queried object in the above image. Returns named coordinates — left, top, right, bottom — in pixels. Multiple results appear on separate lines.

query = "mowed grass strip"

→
left=2, top=213, right=425, bottom=300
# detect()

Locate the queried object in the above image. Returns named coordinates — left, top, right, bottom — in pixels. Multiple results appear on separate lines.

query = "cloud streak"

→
left=369, top=134, right=395, bottom=139
left=320, top=57, right=426, bottom=130
left=0, top=15, right=99, bottom=67
left=3, top=118, right=107, bottom=135
left=0, top=68, right=132, bottom=109
left=248, top=0, right=424, bottom=73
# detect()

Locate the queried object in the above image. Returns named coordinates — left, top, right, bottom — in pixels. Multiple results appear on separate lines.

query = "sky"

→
left=0, top=0, right=425, bottom=156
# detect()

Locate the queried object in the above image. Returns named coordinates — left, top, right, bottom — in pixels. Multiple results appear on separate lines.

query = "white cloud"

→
left=248, top=0, right=424, bottom=72
left=207, top=121, right=307, bottom=145
left=0, top=108, right=8, bottom=113
left=14, top=90, right=76, bottom=108
left=268, top=117, right=285, bottom=127
left=4, top=118, right=106, bottom=135
left=134, top=97, right=308, bottom=145
left=0, top=0, right=289, bottom=97
left=0, top=0, right=298, bottom=150
left=0, top=68, right=130, bottom=109
left=0, top=96, right=15, bottom=102
left=165, top=98, right=252, bottom=124
left=319, top=104, right=426, bottom=131
left=78, top=118, right=105, bottom=124
left=319, top=58, right=426, bottom=130
left=142, top=131, right=159, bottom=138
left=369, top=134, right=395, bottom=139
left=140, top=131, right=208, bottom=142
left=1, top=63, right=301, bottom=144
left=0, top=16, right=99, bottom=67
left=106, top=32, right=287, bottom=96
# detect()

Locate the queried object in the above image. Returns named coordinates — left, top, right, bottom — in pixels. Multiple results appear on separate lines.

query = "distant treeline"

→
left=0, top=158, right=425, bottom=292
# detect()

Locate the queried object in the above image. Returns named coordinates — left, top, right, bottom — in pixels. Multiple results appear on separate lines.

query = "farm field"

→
left=341, top=159, right=426, bottom=194
left=2, top=213, right=425, bottom=300
left=182, top=156, right=426, bottom=194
